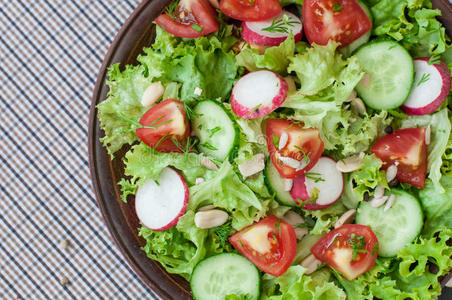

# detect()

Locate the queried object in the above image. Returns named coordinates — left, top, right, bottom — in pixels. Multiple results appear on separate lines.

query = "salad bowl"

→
left=88, top=0, right=452, bottom=298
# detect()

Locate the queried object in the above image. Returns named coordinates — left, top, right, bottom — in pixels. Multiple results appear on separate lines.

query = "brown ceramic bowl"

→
left=88, top=0, right=452, bottom=298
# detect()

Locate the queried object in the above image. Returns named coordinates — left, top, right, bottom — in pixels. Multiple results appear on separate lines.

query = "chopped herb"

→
left=417, top=72, right=431, bottom=86
left=272, top=134, right=279, bottom=148
left=118, top=113, right=172, bottom=132
left=191, top=24, right=203, bottom=33
left=305, top=172, right=325, bottom=183
left=348, top=234, right=367, bottom=260
left=214, top=221, right=232, bottom=247
left=372, top=241, right=379, bottom=256
left=200, top=141, right=218, bottom=151
left=250, top=0, right=255, bottom=5
left=184, top=102, right=200, bottom=120
left=238, top=239, right=244, bottom=248
left=197, top=124, right=203, bottom=130
left=286, top=120, right=302, bottom=130
left=247, top=103, right=262, bottom=116
left=428, top=55, right=441, bottom=65
left=274, top=219, right=282, bottom=237
left=171, top=136, right=198, bottom=156
left=333, top=1, right=343, bottom=12
left=165, top=0, right=178, bottom=20
left=208, top=126, right=222, bottom=138
left=262, top=14, right=300, bottom=34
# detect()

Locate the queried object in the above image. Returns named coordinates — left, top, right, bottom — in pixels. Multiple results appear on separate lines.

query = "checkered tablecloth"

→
left=0, top=1, right=159, bottom=298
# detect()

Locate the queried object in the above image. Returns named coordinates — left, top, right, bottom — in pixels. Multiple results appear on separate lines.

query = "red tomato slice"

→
left=371, top=128, right=427, bottom=188
left=266, top=119, right=324, bottom=179
left=311, top=224, right=378, bottom=280
left=220, top=0, right=282, bottom=21
left=302, top=0, right=372, bottom=47
left=155, top=0, right=219, bottom=38
left=229, top=215, right=297, bottom=276
left=136, top=99, right=190, bottom=153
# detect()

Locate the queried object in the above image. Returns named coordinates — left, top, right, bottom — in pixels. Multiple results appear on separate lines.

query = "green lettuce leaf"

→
left=303, top=201, right=347, bottom=235
left=261, top=266, right=346, bottom=300
left=401, top=109, right=451, bottom=193
left=288, top=41, right=344, bottom=96
left=139, top=26, right=239, bottom=101
left=365, top=0, right=450, bottom=58
left=118, top=143, right=214, bottom=201
left=235, top=34, right=295, bottom=74
left=189, top=160, right=270, bottom=230
left=97, top=64, right=152, bottom=157
left=350, top=154, right=388, bottom=198
left=418, top=176, right=452, bottom=235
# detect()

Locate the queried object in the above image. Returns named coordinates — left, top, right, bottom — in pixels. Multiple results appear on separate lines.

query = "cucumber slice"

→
left=192, top=100, right=239, bottom=161
left=264, top=160, right=297, bottom=207
left=356, top=189, right=423, bottom=257
left=190, top=253, right=261, bottom=300
left=354, top=39, right=414, bottom=110
left=340, top=0, right=372, bottom=57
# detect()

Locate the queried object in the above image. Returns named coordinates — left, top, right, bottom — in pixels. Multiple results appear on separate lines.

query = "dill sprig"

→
left=417, top=72, right=431, bottom=86
left=214, top=221, right=232, bottom=247
left=305, top=172, right=325, bottom=183
left=118, top=113, right=172, bottom=132
left=262, top=14, right=300, bottom=34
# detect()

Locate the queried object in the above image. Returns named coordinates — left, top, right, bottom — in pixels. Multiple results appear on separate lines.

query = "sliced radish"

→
left=231, top=70, right=288, bottom=119
left=402, top=58, right=451, bottom=115
left=242, top=11, right=303, bottom=47
left=290, top=157, right=344, bottom=210
left=135, top=167, right=189, bottom=231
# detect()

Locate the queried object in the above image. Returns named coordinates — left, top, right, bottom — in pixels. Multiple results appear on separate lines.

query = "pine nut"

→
left=194, top=210, right=229, bottom=229
left=282, top=211, right=304, bottom=227
left=386, top=165, right=398, bottom=183
left=198, top=205, right=215, bottom=212
left=201, top=157, right=219, bottom=171
left=425, top=125, right=431, bottom=145
left=336, top=155, right=364, bottom=173
left=208, top=0, right=220, bottom=8
left=294, top=227, right=308, bottom=240
left=141, top=81, right=164, bottom=107
left=370, top=196, right=388, bottom=208
left=345, top=90, right=357, bottom=102
left=301, top=254, right=322, bottom=274
left=195, top=177, right=204, bottom=185
left=384, top=194, right=396, bottom=211
left=351, top=97, right=366, bottom=115
left=334, top=209, right=356, bottom=228
left=374, top=184, right=385, bottom=199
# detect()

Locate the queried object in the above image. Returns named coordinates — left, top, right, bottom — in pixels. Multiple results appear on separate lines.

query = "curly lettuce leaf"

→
left=288, top=41, right=345, bottom=96
left=261, top=266, right=346, bottom=300
left=118, top=143, right=214, bottom=201
left=235, top=33, right=295, bottom=74
left=351, top=153, right=388, bottom=196
left=303, top=201, right=347, bottom=235
left=97, top=64, right=152, bottom=156
left=139, top=27, right=239, bottom=102
left=418, top=177, right=452, bottom=235
left=189, top=160, right=270, bottom=230
left=401, top=109, right=451, bottom=193
left=365, top=0, right=450, bottom=58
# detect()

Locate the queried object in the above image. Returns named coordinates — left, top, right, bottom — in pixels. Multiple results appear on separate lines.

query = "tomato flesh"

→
left=155, top=0, right=219, bottom=38
left=136, top=99, right=190, bottom=153
left=371, top=128, right=427, bottom=188
left=220, top=0, right=282, bottom=21
left=266, top=119, right=324, bottom=179
left=302, top=0, right=372, bottom=47
left=311, top=224, right=378, bottom=280
left=229, top=215, right=297, bottom=276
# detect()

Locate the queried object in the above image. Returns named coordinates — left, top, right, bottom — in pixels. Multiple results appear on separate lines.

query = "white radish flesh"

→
left=291, top=157, right=344, bottom=210
left=402, top=58, right=451, bottom=115
left=135, top=167, right=189, bottom=231
left=231, top=70, right=288, bottom=119
left=241, top=11, right=303, bottom=47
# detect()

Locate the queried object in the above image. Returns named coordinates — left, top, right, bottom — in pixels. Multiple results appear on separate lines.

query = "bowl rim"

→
left=88, top=0, right=452, bottom=298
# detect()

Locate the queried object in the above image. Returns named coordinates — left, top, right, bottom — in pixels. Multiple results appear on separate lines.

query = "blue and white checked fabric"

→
left=0, top=1, right=158, bottom=298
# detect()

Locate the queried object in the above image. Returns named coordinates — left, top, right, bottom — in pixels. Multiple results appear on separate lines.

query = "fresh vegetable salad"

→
left=98, top=0, right=452, bottom=299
